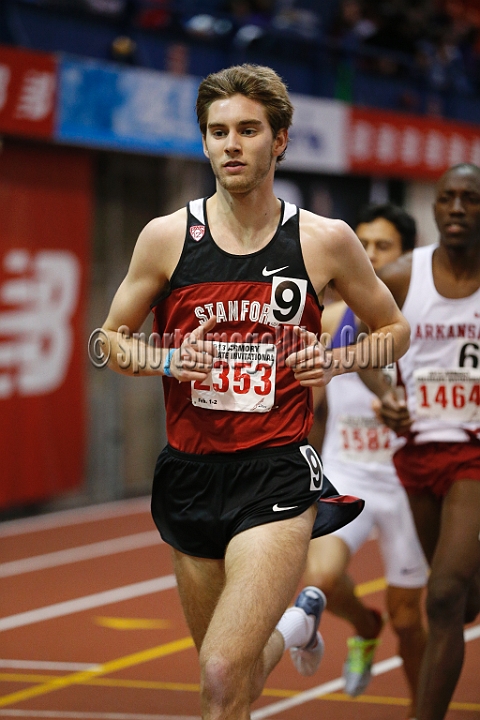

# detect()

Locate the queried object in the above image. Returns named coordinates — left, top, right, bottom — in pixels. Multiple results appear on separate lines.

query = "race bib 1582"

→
left=338, top=415, right=393, bottom=464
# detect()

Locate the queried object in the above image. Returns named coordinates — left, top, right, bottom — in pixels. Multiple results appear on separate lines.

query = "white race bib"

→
left=414, top=367, right=480, bottom=422
left=338, top=415, right=393, bottom=464
left=191, top=341, right=276, bottom=413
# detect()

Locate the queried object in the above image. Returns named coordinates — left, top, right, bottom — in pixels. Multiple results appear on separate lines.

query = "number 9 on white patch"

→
left=267, top=276, right=307, bottom=326
left=300, top=444, right=324, bottom=491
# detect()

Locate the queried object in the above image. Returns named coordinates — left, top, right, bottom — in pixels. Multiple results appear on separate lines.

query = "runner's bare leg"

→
left=414, top=480, right=480, bottom=720
left=173, top=506, right=316, bottom=720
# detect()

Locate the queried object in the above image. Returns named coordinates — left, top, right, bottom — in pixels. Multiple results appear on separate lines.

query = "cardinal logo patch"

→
left=190, top=225, right=205, bottom=242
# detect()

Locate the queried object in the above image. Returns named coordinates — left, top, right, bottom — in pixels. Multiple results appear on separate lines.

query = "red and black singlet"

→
left=152, top=198, right=323, bottom=454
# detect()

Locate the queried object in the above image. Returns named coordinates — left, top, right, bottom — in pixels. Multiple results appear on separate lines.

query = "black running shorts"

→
left=151, top=441, right=364, bottom=559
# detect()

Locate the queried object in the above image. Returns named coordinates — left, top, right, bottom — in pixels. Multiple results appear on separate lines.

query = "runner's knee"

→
left=304, top=537, right=348, bottom=594
left=388, top=598, right=423, bottom=635
left=426, top=574, right=469, bottom=625
left=200, top=651, right=250, bottom=707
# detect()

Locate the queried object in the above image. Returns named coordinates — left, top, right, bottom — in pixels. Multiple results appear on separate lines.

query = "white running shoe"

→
left=290, top=630, right=325, bottom=676
left=289, top=586, right=327, bottom=676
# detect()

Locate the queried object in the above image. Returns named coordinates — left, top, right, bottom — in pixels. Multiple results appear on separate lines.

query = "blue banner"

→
left=57, top=57, right=204, bottom=157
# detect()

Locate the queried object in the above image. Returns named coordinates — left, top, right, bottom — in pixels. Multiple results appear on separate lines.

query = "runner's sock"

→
left=276, top=607, right=315, bottom=650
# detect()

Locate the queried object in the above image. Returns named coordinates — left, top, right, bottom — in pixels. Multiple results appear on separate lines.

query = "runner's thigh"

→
left=433, top=480, right=480, bottom=582
left=200, top=507, right=316, bottom=663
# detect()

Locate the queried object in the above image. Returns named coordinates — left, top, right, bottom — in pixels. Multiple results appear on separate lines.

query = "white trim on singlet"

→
left=282, top=201, right=297, bottom=225
left=189, top=198, right=296, bottom=227
left=189, top=198, right=205, bottom=225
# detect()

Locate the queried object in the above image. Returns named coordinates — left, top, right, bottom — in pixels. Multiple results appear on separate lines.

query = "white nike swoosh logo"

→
left=262, top=265, right=289, bottom=277
left=272, top=503, right=298, bottom=512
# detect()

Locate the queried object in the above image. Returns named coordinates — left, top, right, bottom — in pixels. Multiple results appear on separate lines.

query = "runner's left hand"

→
left=286, top=326, right=334, bottom=387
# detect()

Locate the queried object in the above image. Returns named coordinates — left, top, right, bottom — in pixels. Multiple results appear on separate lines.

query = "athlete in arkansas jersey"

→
left=398, top=242, right=480, bottom=445
left=100, top=65, right=409, bottom=719
left=371, top=164, right=480, bottom=720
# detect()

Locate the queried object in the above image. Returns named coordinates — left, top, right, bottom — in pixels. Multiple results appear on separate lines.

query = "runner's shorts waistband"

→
left=165, top=440, right=309, bottom=464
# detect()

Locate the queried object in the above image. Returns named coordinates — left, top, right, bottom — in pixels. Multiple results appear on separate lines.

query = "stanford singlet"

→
left=399, top=244, right=480, bottom=443
left=151, top=198, right=323, bottom=454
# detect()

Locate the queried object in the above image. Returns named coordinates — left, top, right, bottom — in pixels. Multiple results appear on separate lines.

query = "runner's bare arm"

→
left=358, top=253, right=414, bottom=432
left=288, top=213, right=410, bottom=386
left=100, top=210, right=216, bottom=379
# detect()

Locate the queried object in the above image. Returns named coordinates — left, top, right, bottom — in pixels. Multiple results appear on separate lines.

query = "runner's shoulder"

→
left=299, top=211, right=359, bottom=265
left=125, top=208, right=187, bottom=287
left=137, top=207, right=187, bottom=251
left=299, top=210, right=353, bottom=245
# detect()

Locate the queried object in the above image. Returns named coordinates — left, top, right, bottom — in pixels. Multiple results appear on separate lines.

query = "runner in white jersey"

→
left=291, top=204, right=427, bottom=719
left=370, top=164, right=480, bottom=720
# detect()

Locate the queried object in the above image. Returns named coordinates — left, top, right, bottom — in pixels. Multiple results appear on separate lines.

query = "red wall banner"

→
left=348, top=106, right=480, bottom=180
left=0, top=45, right=56, bottom=139
left=0, top=142, right=92, bottom=509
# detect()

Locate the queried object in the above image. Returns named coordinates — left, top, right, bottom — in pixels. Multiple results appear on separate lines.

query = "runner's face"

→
left=434, top=167, right=480, bottom=251
left=203, top=94, right=287, bottom=195
left=355, top=217, right=403, bottom=272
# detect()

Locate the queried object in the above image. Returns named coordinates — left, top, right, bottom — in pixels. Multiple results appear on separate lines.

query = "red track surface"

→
left=0, top=497, right=478, bottom=720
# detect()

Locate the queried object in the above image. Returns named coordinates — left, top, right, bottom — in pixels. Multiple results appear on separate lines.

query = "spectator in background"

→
left=270, top=0, right=322, bottom=42
left=416, top=27, right=473, bottom=98
left=361, top=1, right=430, bottom=78
left=226, top=0, right=275, bottom=48
left=135, top=0, right=173, bottom=30
left=329, top=0, right=378, bottom=101
left=330, top=0, right=378, bottom=50
left=110, top=34, right=137, bottom=64
left=84, top=0, right=130, bottom=17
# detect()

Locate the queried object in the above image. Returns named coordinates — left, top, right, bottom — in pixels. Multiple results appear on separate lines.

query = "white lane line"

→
left=465, top=623, right=480, bottom=641
left=0, top=498, right=151, bottom=538
left=0, top=713, right=200, bottom=720
left=0, top=531, right=161, bottom=578
left=0, top=575, right=177, bottom=632
left=0, top=660, right=99, bottom=671
left=254, top=676, right=347, bottom=718
left=251, top=655, right=403, bottom=719
left=251, top=623, right=480, bottom=719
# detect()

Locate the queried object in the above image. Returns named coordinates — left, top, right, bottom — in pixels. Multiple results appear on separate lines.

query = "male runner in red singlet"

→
left=370, top=164, right=480, bottom=720
left=100, top=64, right=410, bottom=719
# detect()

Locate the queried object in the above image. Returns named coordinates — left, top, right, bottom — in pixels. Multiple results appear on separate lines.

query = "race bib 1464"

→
left=414, top=367, right=480, bottom=422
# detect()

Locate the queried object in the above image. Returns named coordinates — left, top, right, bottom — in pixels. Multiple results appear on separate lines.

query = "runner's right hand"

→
left=372, top=389, right=412, bottom=436
left=170, top=315, right=217, bottom=382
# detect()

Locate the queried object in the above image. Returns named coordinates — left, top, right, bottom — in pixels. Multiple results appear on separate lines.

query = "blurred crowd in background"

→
left=4, top=0, right=480, bottom=110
